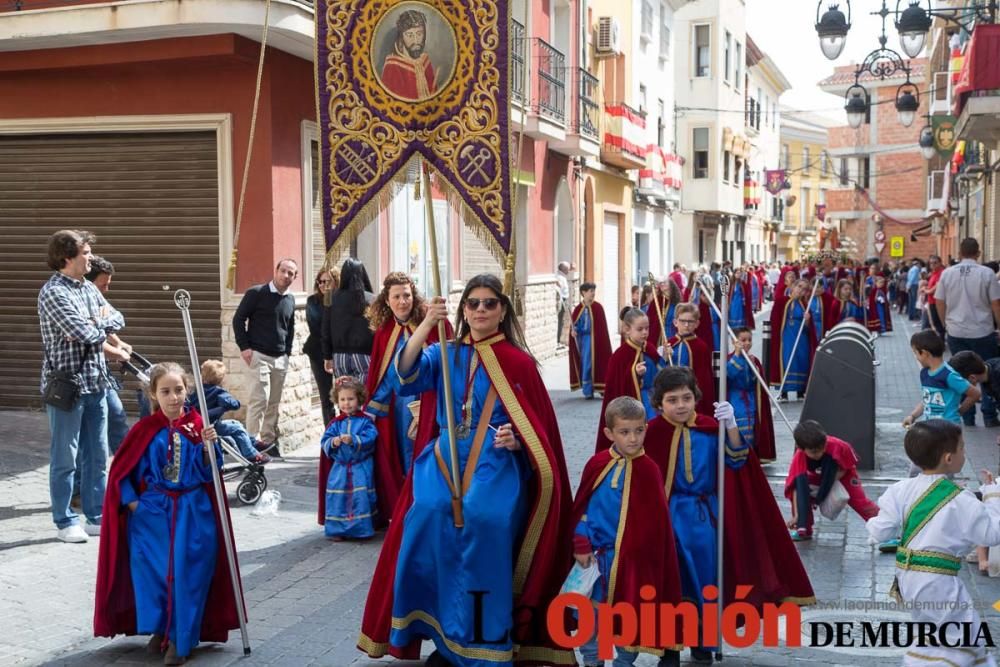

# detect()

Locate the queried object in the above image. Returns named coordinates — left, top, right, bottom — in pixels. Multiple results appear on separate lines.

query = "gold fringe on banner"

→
left=225, top=249, right=238, bottom=291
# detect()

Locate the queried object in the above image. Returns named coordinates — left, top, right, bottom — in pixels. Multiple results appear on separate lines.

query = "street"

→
left=2, top=311, right=1000, bottom=666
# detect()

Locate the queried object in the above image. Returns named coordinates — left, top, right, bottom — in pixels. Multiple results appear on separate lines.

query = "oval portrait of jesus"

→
left=371, top=2, right=458, bottom=103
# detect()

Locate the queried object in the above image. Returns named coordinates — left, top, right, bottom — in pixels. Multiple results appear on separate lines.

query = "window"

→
left=780, top=143, right=790, bottom=169
left=800, top=187, right=810, bottom=228
left=821, top=151, right=831, bottom=177
left=723, top=150, right=731, bottom=183
left=694, top=25, right=710, bottom=77
left=861, top=157, right=871, bottom=189
left=724, top=31, right=732, bottom=83
left=693, top=128, right=709, bottom=178
left=659, top=6, right=671, bottom=59
left=639, top=84, right=648, bottom=113
left=657, top=99, right=666, bottom=147
left=733, top=157, right=742, bottom=187
left=839, top=158, right=849, bottom=186
left=734, top=42, right=742, bottom=92
left=756, top=87, right=763, bottom=129
left=802, top=147, right=811, bottom=174
left=641, top=0, right=654, bottom=40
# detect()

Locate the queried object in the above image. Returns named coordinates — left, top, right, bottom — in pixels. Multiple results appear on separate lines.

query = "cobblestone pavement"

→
left=2, top=308, right=999, bottom=666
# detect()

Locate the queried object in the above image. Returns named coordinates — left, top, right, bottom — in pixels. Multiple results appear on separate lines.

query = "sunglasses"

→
left=317, top=279, right=332, bottom=285
left=464, top=297, right=502, bottom=311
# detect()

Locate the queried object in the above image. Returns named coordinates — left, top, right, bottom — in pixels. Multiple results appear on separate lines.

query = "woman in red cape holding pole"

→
left=358, top=274, right=574, bottom=667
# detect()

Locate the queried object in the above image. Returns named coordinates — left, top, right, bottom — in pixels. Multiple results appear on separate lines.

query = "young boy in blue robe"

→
left=185, top=359, right=270, bottom=464
left=572, top=396, right=682, bottom=667
left=320, top=377, right=378, bottom=539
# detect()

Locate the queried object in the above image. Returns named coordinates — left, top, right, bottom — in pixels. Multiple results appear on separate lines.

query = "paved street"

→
left=2, top=309, right=1000, bottom=666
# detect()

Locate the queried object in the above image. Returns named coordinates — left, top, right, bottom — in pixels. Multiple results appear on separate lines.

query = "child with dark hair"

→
left=727, top=327, right=776, bottom=462
left=783, top=420, right=878, bottom=541
left=569, top=282, right=612, bottom=400
left=902, top=330, right=980, bottom=430
left=185, top=359, right=271, bottom=464
left=664, top=303, right=715, bottom=416
left=644, top=367, right=814, bottom=663
left=318, top=377, right=378, bottom=540
left=950, top=350, right=1000, bottom=407
left=868, top=420, right=1000, bottom=666
left=570, top=396, right=682, bottom=667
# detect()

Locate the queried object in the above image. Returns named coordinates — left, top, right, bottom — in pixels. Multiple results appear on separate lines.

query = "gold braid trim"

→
left=606, top=455, right=632, bottom=605
left=392, top=610, right=513, bottom=662
left=477, top=342, right=553, bottom=596
left=662, top=414, right=698, bottom=498
left=513, top=644, right=577, bottom=665
left=373, top=322, right=402, bottom=393
left=356, top=632, right=388, bottom=657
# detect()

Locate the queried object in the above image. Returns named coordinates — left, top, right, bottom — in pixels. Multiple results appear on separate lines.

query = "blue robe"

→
left=368, top=330, right=417, bottom=474
left=809, top=297, right=826, bottom=340
left=573, top=453, right=626, bottom=604
left=726, top=355, right=757, bottom=447
left=729, top=284, right=748, bottom=329
left=751, top=278, right=760, bottom=312
left=779, top=300, right=811, bottom=393
left=574, top=305, right=595, bottom=397
left=636, top=346, right=667, bottom=420
left=664, top=303, right=677, bottom=340
left=669, top=428, right=748, bottom=646
left=874, top=292, right=890, bottom=333
left=837, top=299, right=864, bottom=323
left=322, top=414, right=378, bottom=538
left=391, top=342, right=531, bottom=667
left=119, top=427, right=223, bottom=658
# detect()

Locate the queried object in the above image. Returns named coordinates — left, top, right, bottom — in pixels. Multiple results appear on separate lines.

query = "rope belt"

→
left=895, top=547, right=961, bottom=575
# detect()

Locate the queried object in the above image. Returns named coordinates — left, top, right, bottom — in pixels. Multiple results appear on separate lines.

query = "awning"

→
left=952, top=24, right=1000, bottom=117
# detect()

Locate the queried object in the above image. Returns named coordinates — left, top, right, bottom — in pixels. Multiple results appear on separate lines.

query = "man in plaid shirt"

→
left=38, top=230, right=124, bottom=543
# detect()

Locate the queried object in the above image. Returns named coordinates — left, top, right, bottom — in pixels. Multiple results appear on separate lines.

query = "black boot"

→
left=426, top=651, right=455, bottom=667
left=658, top=649, right=681, bottom=667
left=690, top=646, right=714, bottom=663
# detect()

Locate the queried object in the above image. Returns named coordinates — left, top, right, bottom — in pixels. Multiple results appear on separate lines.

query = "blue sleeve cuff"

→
left=120, top=479, right=139, bottom=506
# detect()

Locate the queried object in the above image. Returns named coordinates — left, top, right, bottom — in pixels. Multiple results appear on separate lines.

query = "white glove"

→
left=713, top=401, right=737, bottom=430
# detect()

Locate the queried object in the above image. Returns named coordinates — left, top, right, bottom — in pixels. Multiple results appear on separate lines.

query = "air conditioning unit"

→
left=596, top=16, right=621, bottom=55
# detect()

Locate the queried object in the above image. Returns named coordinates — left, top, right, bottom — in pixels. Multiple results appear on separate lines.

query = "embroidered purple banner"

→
left=317, top=0, right=513, bottom=257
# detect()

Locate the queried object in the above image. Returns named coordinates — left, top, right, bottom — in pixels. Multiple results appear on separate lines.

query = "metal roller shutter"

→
left=0, top=131, right=222, bottom=410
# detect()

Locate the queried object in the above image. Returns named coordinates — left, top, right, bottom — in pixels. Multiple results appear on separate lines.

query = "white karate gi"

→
left=868, top=473, right=1000, bottom=666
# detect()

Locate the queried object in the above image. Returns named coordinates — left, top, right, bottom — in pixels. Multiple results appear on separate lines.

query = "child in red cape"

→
left=664, top=303, right=715, bottom=416
left=569, top=282, right=613, bottom=399
left=644, top=367, right=814, bottom=662
left=570, top=396, right=682, bottom=666
left=94, top=362, right=244, bottom=665
left=783, top=420, right=878, bottom=541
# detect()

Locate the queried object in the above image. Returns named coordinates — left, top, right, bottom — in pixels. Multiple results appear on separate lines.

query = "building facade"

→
left=778, top=111, right=837, bottom=262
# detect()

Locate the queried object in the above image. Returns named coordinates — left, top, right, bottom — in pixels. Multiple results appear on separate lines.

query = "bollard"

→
left=761, top=320, right=772, bottom=387
left=712, top=350, right=721, bottom=400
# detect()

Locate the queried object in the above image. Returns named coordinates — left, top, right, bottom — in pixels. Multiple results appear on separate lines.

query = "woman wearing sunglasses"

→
left=304, top=268, right=338, bottom=425
left=359, top=274, right=574, bottom=667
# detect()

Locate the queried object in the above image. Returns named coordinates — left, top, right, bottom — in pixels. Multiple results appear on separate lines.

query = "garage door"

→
left=602, top=213, right=619, bottom=340
left=0, top=131, right=222, bottom=409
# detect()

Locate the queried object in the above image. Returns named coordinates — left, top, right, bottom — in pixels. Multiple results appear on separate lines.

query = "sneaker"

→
left=658, top=650, right=681, bottom=667
left=252, top=453, right=272, bottom=465
left=878, top=539, right=900, bottom=553
left=56, top=524, right=89, bottom=543
left=985, top=419, right=1000, bottom=428
left=789, top=528, right=812, bottom=542
left=690, top=647, right=714, bottom=663
left=83, top=522, right=101, bottom=537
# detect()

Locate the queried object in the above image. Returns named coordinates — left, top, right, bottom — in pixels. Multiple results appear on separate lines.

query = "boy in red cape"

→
left=783, top=420, right=878, bottom=541
left=569, top=396, right=682, bottom=666
left=94, top=365, right=244, bottom=663
left=644, top=367, right=814, bottom=661
left=569, top=282, right=613, bottom=400
left=665, top=303, right=715, bottom=416
left=768, top=279, right=817, bottom=399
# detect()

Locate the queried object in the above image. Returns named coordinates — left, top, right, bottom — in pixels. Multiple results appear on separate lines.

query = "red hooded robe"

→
left=645, top=414, right=815, bottom=611
left=94, top=409, right=244, bottom=641
left=865, top=283, right=893, bottom=333
left=596, top=338, right=664, bottom=451
left=767, top=293, right=818, bottom=388
left=358, top=335, right=575, bottom=666
left=569, top=301, right=613, bottom=393
left=666, top=333, right=715, bottom=416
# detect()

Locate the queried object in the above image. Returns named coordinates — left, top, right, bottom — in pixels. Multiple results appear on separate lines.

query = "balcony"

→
left=511, top=21, right=567, bottom=141
left=601, top=102, right=647, bottom=170
left=638, top=145, right=682, bottom=201
left=549, top=68, right=601, bottom=158
left=0, top=0, right=315, bottom=59
left=931, top=70, right=953, bottom=115
left=927, top=169, right=949, bottom=215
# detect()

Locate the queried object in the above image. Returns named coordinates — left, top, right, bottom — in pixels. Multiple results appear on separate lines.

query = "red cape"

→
left=569, top=301, right=613, bottom=392
left=596, top=339, right=664, bottom=451
left=646, top=293, right=671, bottom=349
left=645, top=415, right=815, bottom=610
left=346, top=319, right=451, bottom=526
left=827, top=297, right=861, bottom=328
left=667, top=333, right=715, bottom=416
left=380, top=54, right=437, bottom=100
left=866, top=286, right=893, bottom=332
left=317, top=410, right=377, bottom=525
left=783, top=437, right=860, bottom=499
left=566, top=449, right=681, bottom=648
left=811, top=291, right=834, bottom=339
left=359, top=336, right=575, bottom=666
left=94, top=409, right=244, bottom=641
left=767, top=294, right=817, bottom=387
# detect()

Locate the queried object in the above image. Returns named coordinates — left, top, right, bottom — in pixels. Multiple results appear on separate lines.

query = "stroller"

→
left=121, top=352, right=269, bottom=505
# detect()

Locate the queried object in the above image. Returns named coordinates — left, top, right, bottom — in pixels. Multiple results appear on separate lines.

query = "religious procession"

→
left=5, top=0, right=1000, bottom=666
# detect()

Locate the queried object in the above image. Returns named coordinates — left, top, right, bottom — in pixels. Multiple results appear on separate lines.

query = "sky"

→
left=745, top=0, right=919, bottom=122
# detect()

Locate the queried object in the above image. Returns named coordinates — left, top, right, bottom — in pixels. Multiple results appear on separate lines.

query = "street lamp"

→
left=895, top=83, right=920, bottom=127
left=845, top=85, right=869, bottom=129
left=816, top=3, right=852, bottom=60
left=895, top=1, right=933, bottom=57
left=919, top=123, right=936, bottom=160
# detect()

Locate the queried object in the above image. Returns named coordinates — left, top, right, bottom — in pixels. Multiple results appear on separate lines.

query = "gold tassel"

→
left=225, top=248, right=238, bottom=291
left=414, top=174, right=421, bottom=200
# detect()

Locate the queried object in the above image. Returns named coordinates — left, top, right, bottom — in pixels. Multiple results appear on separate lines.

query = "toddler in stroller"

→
left=124, top=354, right=270, bottom=505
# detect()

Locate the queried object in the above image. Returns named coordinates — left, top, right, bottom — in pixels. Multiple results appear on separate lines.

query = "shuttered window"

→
left=0, top=132, right=222, bottom=409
